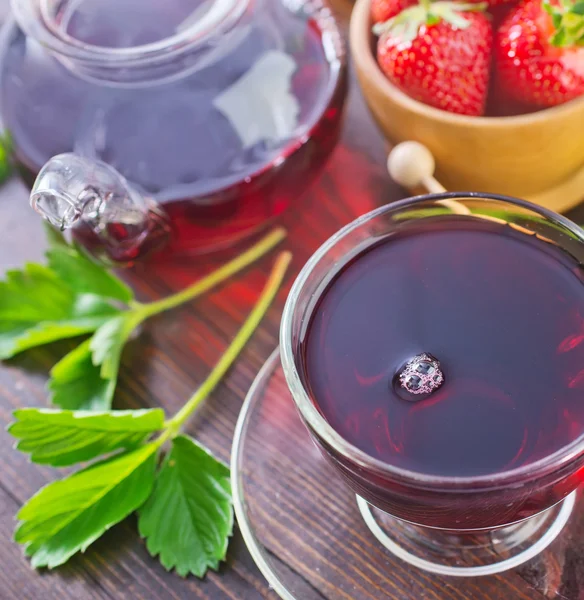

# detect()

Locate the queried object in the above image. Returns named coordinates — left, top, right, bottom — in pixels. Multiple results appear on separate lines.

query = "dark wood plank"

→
left=0, top=486, right=115, bottom=600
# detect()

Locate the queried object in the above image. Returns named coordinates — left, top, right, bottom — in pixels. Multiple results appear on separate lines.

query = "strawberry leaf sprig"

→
left=0, top=227, right=286, bottom=411
left=544, top=0, right=584, bottom=47
left=0, top=131, right=13, bottom=185
left=7, top=249, right=292, bottom=575
left=373, top=0, right=488, bottom=42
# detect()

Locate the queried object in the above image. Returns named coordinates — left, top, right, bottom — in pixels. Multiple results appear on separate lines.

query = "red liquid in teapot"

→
left=302, top=218, right=584, bottom=478
left=0, top=0, right=346, bottom=257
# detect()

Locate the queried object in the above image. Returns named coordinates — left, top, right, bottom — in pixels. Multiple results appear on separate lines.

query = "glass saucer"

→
left=231, top=348, right=580, bottom=599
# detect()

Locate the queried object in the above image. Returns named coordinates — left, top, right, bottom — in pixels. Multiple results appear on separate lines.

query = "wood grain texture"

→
left=0, top=1, right=583, bottom=598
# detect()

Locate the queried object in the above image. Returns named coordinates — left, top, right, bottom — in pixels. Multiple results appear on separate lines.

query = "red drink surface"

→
left=302, top=218, right=584, bottom=479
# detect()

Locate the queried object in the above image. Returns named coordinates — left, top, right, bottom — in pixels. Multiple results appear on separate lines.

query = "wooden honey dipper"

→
left=386, top=142, right=564, bottom=243
left=387, top=142, right=470, bottom=215
left=387, top=141, right=584, bottom=213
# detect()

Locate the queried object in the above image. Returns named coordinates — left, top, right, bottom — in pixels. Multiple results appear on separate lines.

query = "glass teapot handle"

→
left=30, top=154, right=171, bottom=262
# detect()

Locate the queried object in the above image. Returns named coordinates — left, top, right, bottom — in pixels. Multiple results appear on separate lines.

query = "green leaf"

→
left=0, top=317, right=109, bottom=360
left=49, top=311, right=141, bottom=411
left=138, top=435, right=233, bottom=578
left=47, top=245, right=134, bottom=304
left=90, top=314, right=140, bottom=379
left=372, top=1, right=485, bottom=41
left=9, top=407, right=165, bottom=467
left=43, top=222, right=69, bottom=249
left=49, top=340, right=116, bottom=411
left=0, top=297, right=120, bottom=360
left=15, top=443, right=158, bottom=569
left=546, top=0, right=584, bottom=46
left=552, top=28, right=568, bottom=45
left=0, top=130, right=13, bottom=184
left=0, top=263, right=75, bottom=323
left=0, top=263, right=121, bottom=359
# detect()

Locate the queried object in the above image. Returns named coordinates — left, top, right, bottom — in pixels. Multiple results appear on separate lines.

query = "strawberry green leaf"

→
left=545, top=0, right=584, bottom=46
left=372, top=0, right=486, bottom=40
left=138, top=435, right=233, bottom=577
left=43, top=222, right=69, bottom=248
left=49, top=340, right=116, bottom=411
left=0, top=263, right=77, bottom=323
left=90, top=313, right=141, bottom=380
left=0, top=131, right=13, bottom=184
left=15, top=443, right=158, bottom=569
left=47, top=244, right=134, bottom=304
left=0, top=262, right=121, bottom=358
left=0, top=317, right=111, bottom=360
left=47, top=304, right=141, bottom=411
left=9, top=407, right=165, bottom=467
left=0, top=236, right=134, bottom=359
left=0, top=297, right=120, bottom=360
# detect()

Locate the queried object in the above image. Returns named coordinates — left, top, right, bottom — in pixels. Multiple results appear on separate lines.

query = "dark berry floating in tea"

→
left=302, top=217, right=584, bottom=477
left=397, top=353, right=444, bottom=398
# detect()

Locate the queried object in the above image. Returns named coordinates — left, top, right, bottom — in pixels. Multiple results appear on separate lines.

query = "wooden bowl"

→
left=349, top=0, right=584, bottom=212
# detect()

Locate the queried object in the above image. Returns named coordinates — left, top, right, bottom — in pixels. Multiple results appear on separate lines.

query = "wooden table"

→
left=1, top=2, right=584, bottom=598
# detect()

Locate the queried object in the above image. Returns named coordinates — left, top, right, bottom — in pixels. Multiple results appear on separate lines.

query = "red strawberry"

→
left=495, top=0, right=584, bottom=108
left=374, top=1, right=493, bottom=116
left=371, top=0, right=417, bottom=23
left=370, top=0, right=516, bottom=22
left=476, top=0, right=518, bottom=7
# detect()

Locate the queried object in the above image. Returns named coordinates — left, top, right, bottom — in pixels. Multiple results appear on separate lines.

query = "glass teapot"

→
left=0, top=0, right=347, bottom=260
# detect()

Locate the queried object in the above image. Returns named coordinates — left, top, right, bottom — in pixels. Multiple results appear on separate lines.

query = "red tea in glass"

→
left=281, top=194, right=584, bottom=574
left=301, top=215, right=584, bottom=527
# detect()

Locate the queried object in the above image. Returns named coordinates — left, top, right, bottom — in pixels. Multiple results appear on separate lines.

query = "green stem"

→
left=135, top=228, right=287, bottom=319
left=165, top=251, right=292, bottom=435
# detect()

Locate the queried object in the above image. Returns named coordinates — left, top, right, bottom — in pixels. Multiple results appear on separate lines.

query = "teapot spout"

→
left=30, top=154, right=171, bottom=262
